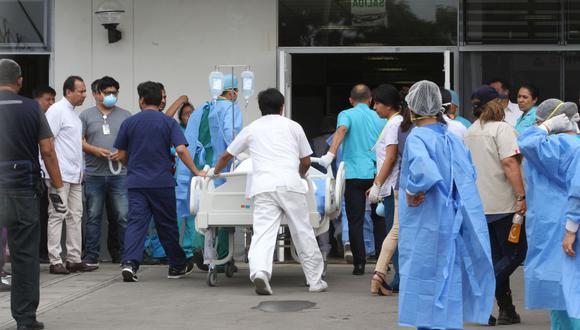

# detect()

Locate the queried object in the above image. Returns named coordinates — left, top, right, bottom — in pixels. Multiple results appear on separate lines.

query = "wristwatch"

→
left=516, top=195, right=525, bottom=201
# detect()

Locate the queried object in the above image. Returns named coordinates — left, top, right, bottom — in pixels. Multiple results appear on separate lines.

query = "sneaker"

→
left=167, top=259, right=195, bottom=279
left=344, top=243, right=353, bottom=264
left=309, top=280, right=328, bottom=293
left=17, top=321, right=44, bottom=330
left=83, top=260, right=100, bottom=268
left=121, top=262, right=138, bottom=282
left=497, top=308, right=521, bottom=325
left=0, top=275, right=10, bottom=291
left=253, top=272, right=273, bottom=295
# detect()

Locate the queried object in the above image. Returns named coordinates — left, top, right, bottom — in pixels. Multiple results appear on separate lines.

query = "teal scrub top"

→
left=515, top=106, right=538, bottom=135
left=336, top=103, right=386, bottom=179
left=455, top=115, right=472, bottom=128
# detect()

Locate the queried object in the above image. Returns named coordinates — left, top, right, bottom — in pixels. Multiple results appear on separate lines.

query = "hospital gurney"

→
left=189, top=158, right=345, bottom=286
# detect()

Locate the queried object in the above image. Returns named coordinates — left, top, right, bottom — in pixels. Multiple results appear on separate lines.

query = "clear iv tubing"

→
left=108, top=158, right=122, bottom=175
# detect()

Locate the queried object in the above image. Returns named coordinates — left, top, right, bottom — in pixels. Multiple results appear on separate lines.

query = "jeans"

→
left=83, top=175, right=128, bottom=263
left=488, top=214, right=527, bottom=309
left=0, top=189, right=40, bottom=326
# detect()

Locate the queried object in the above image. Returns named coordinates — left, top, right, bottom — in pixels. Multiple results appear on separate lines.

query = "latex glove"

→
left=317, top=152, right=335, bottom=168
left=206, top=168, right=216, bottom=178
left=541, top=114, right=574, bottom=134
left=49, top=187, right=67, bottom=213
left=367, top=183, right=382, bottom=204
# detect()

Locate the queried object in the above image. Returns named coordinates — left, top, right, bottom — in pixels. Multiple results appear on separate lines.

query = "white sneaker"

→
left=309, top=280, right=328, bottom=293
left=344, top=243, right=353, bottom=264
left=253, top=272, right=273, bottom=295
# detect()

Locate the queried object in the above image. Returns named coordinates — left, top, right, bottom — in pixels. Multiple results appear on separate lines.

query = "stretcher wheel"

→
left=207, top=269, right=217, bottom=287
left=225, top=262, right=235, bottom=278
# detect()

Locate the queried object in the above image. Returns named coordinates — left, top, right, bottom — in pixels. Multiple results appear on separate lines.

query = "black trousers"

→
left=488, top=214, right=527, bottom=309
left=344, top=179, right=387, bottom=266
left=38, top=186, right=48, bottom=260
left=0, top=189, right=40, bottom=326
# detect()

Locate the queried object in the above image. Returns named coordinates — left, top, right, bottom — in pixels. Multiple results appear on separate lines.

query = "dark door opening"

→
left=291, top=53, right=446, bottom=139
left=0, top=55, right=50, bottom=98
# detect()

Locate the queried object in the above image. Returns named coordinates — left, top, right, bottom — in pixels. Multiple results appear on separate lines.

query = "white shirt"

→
left=504, top=102, right=523, bottom=127
left=41, top=98, right=83, bottom=183
left=227, top=115, right=312, bottom=197
left=374, top=114, right=403, bottom=197
left=444, top=114, right=467, bottom=140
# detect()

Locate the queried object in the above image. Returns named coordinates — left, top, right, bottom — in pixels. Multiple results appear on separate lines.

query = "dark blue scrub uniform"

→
left=114, top=109, right=188, bottom=269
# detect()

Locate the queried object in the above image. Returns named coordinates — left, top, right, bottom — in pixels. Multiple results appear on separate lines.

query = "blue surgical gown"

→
left=518, top=127, right=580, bottom=317
left=398, top=123, right=495, bottom=329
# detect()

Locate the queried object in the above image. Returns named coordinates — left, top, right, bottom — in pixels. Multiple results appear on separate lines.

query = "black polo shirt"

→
left=0, top=90, right=53, bottom=190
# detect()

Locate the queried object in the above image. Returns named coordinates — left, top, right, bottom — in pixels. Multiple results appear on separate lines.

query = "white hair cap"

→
left=405, top=80, right=442, bottom=116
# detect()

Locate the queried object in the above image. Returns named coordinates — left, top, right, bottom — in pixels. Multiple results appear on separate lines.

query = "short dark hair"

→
left=257, top=88, right=285, bottom=116
left=487, top=78, right=511, bottom=92
left=91, top=79, right=100, bottom=93
left=372, top=84, right=402, bottom=109
left=350, top=84, right=371, bottom=102
left=0, top=59, right=22, bottom=85
left=98, top=76, right=119, bottom=93
left=518, top=82, right=539, bottom=100
left=32, top=85, right=56, bottom=98
left=157, top=82, right=165, bottom=90
left=63, top=75, right=83, bottom=96
left=137, top=81, right=163, bottom=106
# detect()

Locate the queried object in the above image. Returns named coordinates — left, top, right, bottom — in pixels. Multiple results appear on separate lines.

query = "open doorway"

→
left=290, top=52, right=448, bottom=139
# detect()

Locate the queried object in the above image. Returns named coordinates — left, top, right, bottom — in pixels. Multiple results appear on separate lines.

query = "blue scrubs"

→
left=518, top=127, right=580, bottom=321
left=183, top=99, right=243, bottom=259
left=115, top=109, right=188, bottom=269
left=515, top=106, right=537, bottom=135
left=398, top=123, right=495, bottom=329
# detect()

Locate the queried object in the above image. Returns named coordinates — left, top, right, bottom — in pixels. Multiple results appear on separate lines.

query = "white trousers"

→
left=46, top=181, right=83, bottom=265
left=249, top=188, right=324, bottom=288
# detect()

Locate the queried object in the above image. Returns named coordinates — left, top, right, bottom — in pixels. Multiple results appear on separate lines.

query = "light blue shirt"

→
left=455, top=115, right=472, bottom=129
left=336, top=103, right=386, bottom=179
left=515, top=106, right=537, bottom=135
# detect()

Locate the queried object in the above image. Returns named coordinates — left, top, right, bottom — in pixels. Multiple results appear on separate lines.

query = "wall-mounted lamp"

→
left=95, top=0, right=125, bottom=43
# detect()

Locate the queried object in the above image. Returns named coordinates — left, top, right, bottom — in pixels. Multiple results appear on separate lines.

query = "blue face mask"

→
left=376, top=202, right=385, bottom=217
left=103, top=94, right=117, bottom=108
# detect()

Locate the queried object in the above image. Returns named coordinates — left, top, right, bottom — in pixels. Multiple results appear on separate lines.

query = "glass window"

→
left=0, top=55, right=50, bottom=97
left=0, top=0, right=50, bottom=50
left=464, top=0, right=561, bottom=44
left=279, top=0, right=458, bottom=47
left=460, top=52, right=562, bottom=119
left=567, top=0, right=580, bottom=42
left=564, top=52, right=580, bottom=102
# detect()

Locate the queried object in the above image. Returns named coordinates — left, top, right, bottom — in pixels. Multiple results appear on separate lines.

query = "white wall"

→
left=54, top=0, right=277, bottom=124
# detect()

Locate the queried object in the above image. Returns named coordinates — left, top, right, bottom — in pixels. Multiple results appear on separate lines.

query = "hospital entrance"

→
left=288, top=52, right=450, bottom=140
left=286, top=51, right=449, bottom=257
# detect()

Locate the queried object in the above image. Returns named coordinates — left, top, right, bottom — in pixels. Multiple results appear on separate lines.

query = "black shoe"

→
left=167, top=259, right=195, bottom=279
left=121, top=262, right=138, bottom=282
left=497, top=308, right=521, bottom=325
left=17, top=321, right=44, bottom=330
left=488, top=315, right=497, bottom=326
left=192, top=250, right=208, bottom=271
left=352, top=264, right=365, bottom=275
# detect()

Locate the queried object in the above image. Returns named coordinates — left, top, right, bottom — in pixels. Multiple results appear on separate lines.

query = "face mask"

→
left=103, top=94, right=117, bottom=108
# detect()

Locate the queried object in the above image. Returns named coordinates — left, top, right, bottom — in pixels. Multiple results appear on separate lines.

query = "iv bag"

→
left=240, top=70, right=255, bottom=101
left=209, top=71, right=224, bottom=100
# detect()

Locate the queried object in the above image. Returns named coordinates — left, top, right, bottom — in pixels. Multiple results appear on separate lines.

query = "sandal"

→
left=371, top=271, right=393, bottom=296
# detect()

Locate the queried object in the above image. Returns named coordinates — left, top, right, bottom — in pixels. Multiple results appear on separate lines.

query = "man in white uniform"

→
left=488, top=78, right=522, bottom=127
left=212, top=88, right=327, bottom=295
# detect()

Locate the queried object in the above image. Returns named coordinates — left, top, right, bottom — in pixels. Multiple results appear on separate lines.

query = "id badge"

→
left=102, top=124, right=111, bottom=135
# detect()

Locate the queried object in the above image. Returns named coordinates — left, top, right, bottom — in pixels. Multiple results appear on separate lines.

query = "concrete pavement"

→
left=0, top=263, right=550, bottom=330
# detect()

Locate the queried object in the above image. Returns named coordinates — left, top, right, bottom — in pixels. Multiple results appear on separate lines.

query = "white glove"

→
left=541, top=114, right=574, bottom=134
left=368, top=183, right=382, bottom=204
left=49, top=186, right=67, bottom=213
left=206, top=168, right=216, bottom=178
left=317, top=152, right=335, bottom=168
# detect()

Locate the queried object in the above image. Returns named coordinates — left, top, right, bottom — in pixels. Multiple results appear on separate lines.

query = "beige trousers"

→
left=375, top=191, right=399, bottom=274
left=46, top=181, right=83, bottom=265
